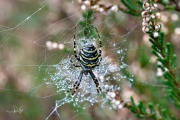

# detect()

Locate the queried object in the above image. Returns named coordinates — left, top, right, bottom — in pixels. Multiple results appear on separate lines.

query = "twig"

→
left=172, top=0, right=180, bottom=12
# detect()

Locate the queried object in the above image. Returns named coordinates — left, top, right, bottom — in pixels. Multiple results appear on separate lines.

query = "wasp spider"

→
left=67, top=27, right=102, bottom=95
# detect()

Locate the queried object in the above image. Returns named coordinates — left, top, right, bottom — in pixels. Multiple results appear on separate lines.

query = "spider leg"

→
left=95, top=27, right=102, bottom=63
left=67, top=70, right=83, bottom=95
left=73, top=65, right=80, bottom=67
left=73, top=27, right=80, bottom=61
left=95, top=27, right=102, bottom=48
left=70, top=59, right=80, bottom=67
left=89, top=71, right=101, bottom=93
left=96, top=57, right=102, bottom=67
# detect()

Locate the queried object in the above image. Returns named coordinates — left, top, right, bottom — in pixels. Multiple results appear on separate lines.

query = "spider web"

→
left=0, top=0, right=168, bottom=120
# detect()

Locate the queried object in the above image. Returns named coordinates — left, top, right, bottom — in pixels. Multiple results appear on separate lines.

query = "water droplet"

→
left=117, top=50, right=122, bottom=54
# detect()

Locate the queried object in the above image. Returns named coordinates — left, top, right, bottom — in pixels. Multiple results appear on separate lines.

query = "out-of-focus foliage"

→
left=1, top=0, right=180, bottom=120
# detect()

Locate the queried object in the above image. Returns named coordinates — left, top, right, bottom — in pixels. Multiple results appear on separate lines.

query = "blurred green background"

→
left=0, top=0, right=180, bottom=120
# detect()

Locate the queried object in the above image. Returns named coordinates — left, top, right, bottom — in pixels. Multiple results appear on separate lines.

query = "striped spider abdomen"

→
left=79, top=43, right=100, bottom=70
